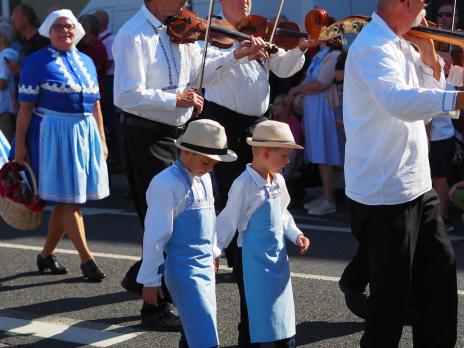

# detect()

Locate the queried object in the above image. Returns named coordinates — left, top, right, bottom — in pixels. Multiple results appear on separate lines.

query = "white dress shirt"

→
left=113, top=4, right=240, bottom=126
left=204, top=44, right=305, bottom=116
left=343, top=12, right=459, bottom=205
left=216, top=164, right=302, bottom=250
left=137, top=164, right=213, bottom=287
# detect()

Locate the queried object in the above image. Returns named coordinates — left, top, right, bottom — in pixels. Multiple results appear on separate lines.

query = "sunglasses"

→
left=52, top=23, right=76, bottom=32
left=438, top=12, right=453, bottom=17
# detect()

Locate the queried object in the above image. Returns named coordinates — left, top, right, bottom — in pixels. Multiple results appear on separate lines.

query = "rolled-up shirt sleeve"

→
left=137, top=177, right=174, bottom=287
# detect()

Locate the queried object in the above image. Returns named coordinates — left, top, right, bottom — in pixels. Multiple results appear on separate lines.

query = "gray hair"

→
left=0, top=20, right=14, bottom=46
left=79, top=14, right=99, bottom=36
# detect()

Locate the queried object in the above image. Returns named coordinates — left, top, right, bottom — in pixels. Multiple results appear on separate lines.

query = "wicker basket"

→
left=0, top=162, right=43, bottom=230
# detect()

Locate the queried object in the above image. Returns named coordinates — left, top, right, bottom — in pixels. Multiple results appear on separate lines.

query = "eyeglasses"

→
left=438, top=12, right=453, bottom=18
left=52, top=23, right=76, bottom=32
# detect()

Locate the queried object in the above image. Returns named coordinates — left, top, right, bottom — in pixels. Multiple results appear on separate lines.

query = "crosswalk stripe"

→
left=0, top=316, right=140, bottom=347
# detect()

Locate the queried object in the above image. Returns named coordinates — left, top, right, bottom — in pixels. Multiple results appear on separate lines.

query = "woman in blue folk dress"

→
left=287, top=39, right=343, bottom=216
left=13, top=10, right=109, bottom=281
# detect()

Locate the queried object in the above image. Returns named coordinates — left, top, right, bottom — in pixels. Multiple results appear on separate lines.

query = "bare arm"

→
left=14, top=101, right=35, bottom=165
left=0, top=79, right=7, bottom=90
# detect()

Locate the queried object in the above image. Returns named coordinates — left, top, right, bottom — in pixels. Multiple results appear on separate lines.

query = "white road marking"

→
left=43, top=207, right=464, bottom=241
left=0, top=242, right=462, bottom=296
left=0, top=316, right=140, bottom=347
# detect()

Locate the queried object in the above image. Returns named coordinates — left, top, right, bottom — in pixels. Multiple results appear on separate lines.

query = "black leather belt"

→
left=120, top=112, right=185, bottom=138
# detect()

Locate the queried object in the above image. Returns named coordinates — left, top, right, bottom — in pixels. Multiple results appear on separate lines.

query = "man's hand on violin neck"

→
left=298, top=37, right=319, bottom=52
left=233, top=35, right=268, bottom=60
left=176, top=89, right=204, bottom=113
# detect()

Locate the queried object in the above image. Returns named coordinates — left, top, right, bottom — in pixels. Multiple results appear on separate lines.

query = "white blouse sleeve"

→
left=268, top=46, right=306, bottom=78
left=137, top=176, right=175, bottom=287
left=216, top=177, right=248, bottom=251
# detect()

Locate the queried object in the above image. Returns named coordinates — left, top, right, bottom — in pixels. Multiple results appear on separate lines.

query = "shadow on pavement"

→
left=296, top=320, right=364, bottom=345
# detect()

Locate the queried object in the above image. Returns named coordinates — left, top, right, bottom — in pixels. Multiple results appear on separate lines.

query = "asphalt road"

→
left=0, top=177, right=463, bottom=347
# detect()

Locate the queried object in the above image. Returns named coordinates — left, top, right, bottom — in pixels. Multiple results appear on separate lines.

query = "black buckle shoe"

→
left=141, top=302, right=181, bottom=332
left=81, top=259, right=106, bottom=282
left=37, top=254, right=68, bottom=274
left=339, top=279, right=367, bottom=319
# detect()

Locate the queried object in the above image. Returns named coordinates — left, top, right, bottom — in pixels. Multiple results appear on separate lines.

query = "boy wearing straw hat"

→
left=216, top=120, right=310, bottom=347
left=137, top=119, right=237, bottom=348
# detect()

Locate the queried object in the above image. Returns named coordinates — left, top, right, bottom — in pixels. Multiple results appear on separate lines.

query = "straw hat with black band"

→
left=175, top=119, right=237, bottom=162
left=246, top=120, right=304, bottom=150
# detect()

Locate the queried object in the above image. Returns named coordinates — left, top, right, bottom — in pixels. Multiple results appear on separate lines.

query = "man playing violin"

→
left=342, top=0, right=464, bottom=346
left=112, top=0, right=267, bottom=332
left=202, top=0, right=314, bottom=272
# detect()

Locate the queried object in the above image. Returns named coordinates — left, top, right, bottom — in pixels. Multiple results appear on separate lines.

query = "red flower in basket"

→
left=0, top=161, right=45, bottom=211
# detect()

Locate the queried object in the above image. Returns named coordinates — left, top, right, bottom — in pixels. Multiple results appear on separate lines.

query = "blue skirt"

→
left=0, top=130, right=10, bottom=168
left=11, top=112, right=109, bottom=204
left=303, top=93, right=343, bottom=166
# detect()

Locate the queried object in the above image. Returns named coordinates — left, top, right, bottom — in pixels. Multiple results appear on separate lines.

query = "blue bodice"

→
left=18, top=45, right=100, bottom=114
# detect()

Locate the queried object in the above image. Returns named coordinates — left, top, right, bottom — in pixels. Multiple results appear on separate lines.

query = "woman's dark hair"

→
left=19, top=4, right=39, bottom=27
left=79, top=14, right=100, bottom=36
left=335, top=51, right=347, bottom=71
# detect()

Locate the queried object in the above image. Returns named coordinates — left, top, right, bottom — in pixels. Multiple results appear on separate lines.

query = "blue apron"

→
left=164, top=161, right=219, bottom=348
left=242, top=185, right=296, bottom=342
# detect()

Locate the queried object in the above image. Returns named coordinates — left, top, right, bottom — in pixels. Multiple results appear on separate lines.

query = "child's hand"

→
left=214, top=258, right=219, bottom=273
left=296, top=234, right=310, bottom=255
left=142, top=286, right=164, bottom=307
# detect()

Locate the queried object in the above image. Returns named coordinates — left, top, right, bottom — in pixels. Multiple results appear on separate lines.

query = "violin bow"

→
left=451, top=0, right=457, bottom=31
left=449, top=0, right=457, bottom=54
left=197, top=0, right=216, bottom=91
left=268, top=0, right=286, bottom=45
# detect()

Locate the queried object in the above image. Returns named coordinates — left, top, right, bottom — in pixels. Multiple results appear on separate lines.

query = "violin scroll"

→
left=304, top=8, right=329, bottom=40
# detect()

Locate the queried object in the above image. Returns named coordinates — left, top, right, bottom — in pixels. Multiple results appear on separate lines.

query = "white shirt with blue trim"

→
left=343, top=12, right=459, bottom=205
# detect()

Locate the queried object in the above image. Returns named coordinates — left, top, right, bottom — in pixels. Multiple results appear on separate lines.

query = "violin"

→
left=167, top=8, right=279, bottom=53
left=237, top=9, right=329, bottom=50
left=166, top=8, right=330, bottom=53
left=310, top=12, right=464, bottom=59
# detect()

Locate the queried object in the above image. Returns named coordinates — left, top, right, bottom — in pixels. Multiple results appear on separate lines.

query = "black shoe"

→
left=339, top=279, right=367, bottom=319
left=80, top=259, right=106, bottom=282
left=121, top=274, right=143, bottom=296
left=37, top=254, right=68, bottom=274
left=141, top=302, right=181, bottom=332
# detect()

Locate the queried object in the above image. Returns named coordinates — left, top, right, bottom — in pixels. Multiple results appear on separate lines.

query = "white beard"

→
left=412, top=9, right=427, bottom=27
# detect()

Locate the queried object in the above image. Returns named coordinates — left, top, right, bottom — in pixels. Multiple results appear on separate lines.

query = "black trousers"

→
left=349, top=190, right=457, bottom=348
left=119, top=112, right=184, bottom=310
left=234, top=248, right=296, bottom=348
left=340, top=245, right=369, bottom=293
left=203, top=102, right=267, bottom=266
